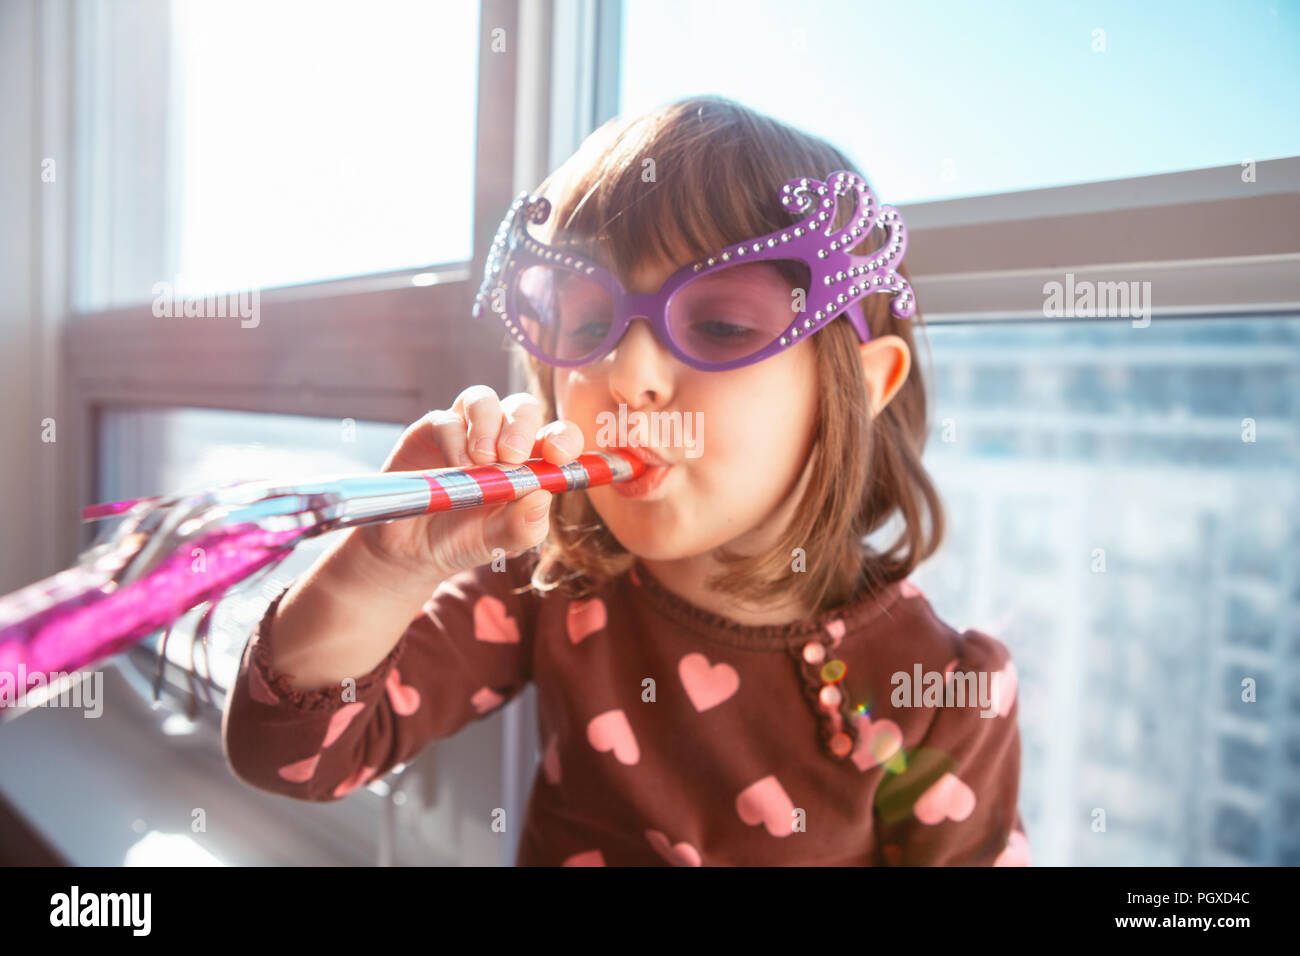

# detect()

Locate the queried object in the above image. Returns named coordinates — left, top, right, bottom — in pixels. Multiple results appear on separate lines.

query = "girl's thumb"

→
left=486, top=489, right=552, bottom=553
left=522, top=490, right=552, bottom=525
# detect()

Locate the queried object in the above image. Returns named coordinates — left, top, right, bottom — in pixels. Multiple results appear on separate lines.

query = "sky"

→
left=620, top=0, right=1300, bottom=204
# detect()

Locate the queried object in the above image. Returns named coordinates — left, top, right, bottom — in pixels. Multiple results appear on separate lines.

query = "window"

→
left=619, top=0, right=1300, bottom=204
left=170, top=0, right=480, bottom=296
left=75, top=0, right=482, bottom=310
left=910, top=316, right=1300, bottom=865
left=63, top=0, right=519, bottom=559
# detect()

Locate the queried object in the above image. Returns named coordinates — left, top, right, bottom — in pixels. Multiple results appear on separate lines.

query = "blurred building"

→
left=912, top=316, right=1300, bottom=865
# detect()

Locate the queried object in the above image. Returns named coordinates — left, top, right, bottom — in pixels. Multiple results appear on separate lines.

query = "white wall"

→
left=0, top=0, right=75, bottom=595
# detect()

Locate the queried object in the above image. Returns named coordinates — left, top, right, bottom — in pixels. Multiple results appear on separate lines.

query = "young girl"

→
left=221, top=95, right=1030, bottom=867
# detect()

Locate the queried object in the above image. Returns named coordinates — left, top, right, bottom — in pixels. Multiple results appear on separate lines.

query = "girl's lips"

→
left=612, top=463, right=671, bottom=499
left=620, top=445, right=674, bottom=468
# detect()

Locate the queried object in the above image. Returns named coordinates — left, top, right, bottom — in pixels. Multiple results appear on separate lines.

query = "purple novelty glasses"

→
left=471, top=170, right=916, bottom=372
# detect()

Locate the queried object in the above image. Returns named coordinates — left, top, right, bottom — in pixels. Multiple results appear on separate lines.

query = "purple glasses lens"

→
left=667, top=258, right=811, bottom=366
left=514, top=264, right=615, bottom=364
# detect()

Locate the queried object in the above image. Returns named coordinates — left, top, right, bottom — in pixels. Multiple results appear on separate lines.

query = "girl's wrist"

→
left=336, top=527, right=450, bottom=604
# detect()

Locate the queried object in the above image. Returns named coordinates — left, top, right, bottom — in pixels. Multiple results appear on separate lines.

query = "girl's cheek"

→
left=552, top=370, right=574, bottom=421
left=554, top=373, right=598, bottom=440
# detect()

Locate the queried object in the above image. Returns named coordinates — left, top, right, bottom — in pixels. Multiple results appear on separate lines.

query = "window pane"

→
left=619, top=0, right=1300, bottom=203
left=171, top=0, right=479, bottom=294
left=97, top=407, right=406, bottom=693
left=909, top=316, right=1300, bottom=865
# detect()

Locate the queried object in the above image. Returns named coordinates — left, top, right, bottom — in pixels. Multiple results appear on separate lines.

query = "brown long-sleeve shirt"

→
left=221, top=553, right=1030, bottom=866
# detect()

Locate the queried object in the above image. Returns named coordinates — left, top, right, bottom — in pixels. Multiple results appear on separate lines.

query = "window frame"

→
left=55, top=0, right=525, bottom=561
left=897, top=157, right=1300, bottom=322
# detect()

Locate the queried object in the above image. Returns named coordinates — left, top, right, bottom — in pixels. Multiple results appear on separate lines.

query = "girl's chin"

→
left=590, top=506, right=695, bottom=561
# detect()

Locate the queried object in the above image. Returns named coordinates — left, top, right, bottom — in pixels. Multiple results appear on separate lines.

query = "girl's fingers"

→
left=532, top=420, right=585, bottom=464
left=385, top=408, right=460, bottom=472
left=483, top=490, right=553, bottom=553
left=497, top=393, right=546, bottom=465
left=454, top=385, right=504, bottom=465
left=425, top=408, right=473, bottom=467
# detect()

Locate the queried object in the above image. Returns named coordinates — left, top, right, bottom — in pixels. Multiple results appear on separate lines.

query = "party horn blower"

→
left=0, top=450, right=643, bottom=714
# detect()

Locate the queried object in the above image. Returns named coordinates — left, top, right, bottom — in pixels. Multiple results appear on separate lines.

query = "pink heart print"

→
left=248, top=661, right=280, bottom=705
left=278, top=701, right=368, bottom=784
left=277, top=753, right=320, bottom=783
left=321, top=702, right=366, bottom=748
left=994, top=829, right=1032, bottom=866
left=645, top=830, right=702, bottom=866
left=562, top=850, right=606, bottom=866
left=678, top=653, right=740, bottom=712
left=990, top=659, right=1018, bottom=717
left=735, top=775, right=796, bottom=838
left=332, top=764, right=379, bottom=799
left=913, top=772, right=976, bottom=825
left=567, top=598, right=607, bottom=644
left=543, top=733, right=561, bottom=784
left=385, top=668, right=421, bottom=716
left=470, top=686, right=505, bottom=714
left=850, top=714, right=903, bottom=771
left=586, top=709, right=640, bottom=765
left=473, top=595, right=519, bottom=644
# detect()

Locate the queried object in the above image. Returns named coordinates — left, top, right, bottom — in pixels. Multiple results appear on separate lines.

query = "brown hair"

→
left=507, top=95, right=944, bottom=614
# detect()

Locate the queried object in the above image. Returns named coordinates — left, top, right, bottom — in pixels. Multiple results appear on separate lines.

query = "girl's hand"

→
left=356, top=387, right=584, bottom=580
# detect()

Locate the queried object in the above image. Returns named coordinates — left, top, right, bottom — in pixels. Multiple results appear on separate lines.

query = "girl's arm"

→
left=265, top=527, right=454, bottom=693
left=221, top=386, right=574, bottom=801
left=220, top=543, right=538, bottom=802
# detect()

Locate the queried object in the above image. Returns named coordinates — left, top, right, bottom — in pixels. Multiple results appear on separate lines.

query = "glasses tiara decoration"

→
left=472, top=170, right=915, bottom=371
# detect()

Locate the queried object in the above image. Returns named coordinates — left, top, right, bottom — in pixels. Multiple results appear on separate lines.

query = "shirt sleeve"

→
left=870, top=629, right=1031, bottom=866
left=221, top=552, right=538, bottom=802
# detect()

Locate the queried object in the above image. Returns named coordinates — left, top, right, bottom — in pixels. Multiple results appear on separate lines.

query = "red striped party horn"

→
left=412, top=448, right=645, bottom=514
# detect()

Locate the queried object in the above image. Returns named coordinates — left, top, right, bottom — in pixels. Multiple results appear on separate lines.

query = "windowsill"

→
left=0, top=663, right=433, bottom=866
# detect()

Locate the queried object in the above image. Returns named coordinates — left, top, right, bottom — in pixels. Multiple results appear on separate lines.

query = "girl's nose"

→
left=607, top=317, right=673, bottom=407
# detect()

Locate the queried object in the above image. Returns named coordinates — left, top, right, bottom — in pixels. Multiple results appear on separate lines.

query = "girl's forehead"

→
left=625, top=258, right=679, bottom=294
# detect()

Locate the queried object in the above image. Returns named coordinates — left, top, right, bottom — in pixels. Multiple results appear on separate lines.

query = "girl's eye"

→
left=568, top=319, right=610, bottom=340
left=691, top=319, right=757, bottom=341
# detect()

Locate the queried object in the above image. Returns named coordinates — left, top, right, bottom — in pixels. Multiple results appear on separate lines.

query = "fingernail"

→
left=550, top=434, right=578, bottom=457
left=502, top=434, right=530, bottom=457
left=473, top=437, right=495, bottom=457
left=526, top=502, right=549, bottom=522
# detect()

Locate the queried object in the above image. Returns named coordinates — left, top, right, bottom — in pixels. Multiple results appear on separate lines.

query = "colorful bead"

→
left=819, top=685, right=842, bottom=710
left=802, top=641, right=825, bottom=665
left=820, top=659, right=846, bottom=684
left=829, top=732, right=852, bottom=757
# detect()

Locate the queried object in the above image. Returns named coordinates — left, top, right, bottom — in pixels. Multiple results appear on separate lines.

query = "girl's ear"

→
left=858, top=334, right=912, bottom=416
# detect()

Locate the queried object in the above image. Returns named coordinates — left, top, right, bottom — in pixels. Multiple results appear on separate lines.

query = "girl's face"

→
left=552, top=257, right=820, bottom=563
